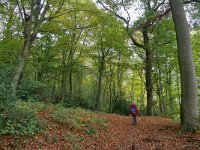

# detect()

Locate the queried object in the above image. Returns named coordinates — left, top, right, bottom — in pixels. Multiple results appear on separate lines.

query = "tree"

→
left=89, top=14, right=128, bottom=111
left=169, top=0, right=200, bottom=131
left=11, top=0, right=64, bottom=97
left=152, top=18, right=179, bottom=116
left=97, top=0, right=170, bottom=115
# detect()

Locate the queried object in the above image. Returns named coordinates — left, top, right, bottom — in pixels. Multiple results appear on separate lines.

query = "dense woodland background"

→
left=0, top=0, right=200, bottom=138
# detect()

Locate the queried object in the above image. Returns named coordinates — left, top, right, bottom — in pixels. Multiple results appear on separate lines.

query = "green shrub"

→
left=48, top=106, right=108, bottom=137
left=48, top=134, right=60, bottom=143
left=94, top=117, right=108, bottom=130
left=16, top=101, right=46, bottom=112
left=48, top=109, right=69, bottom=125
left=62, top=96, right=91, bottom=109
left=0, top=107, right=44, bottom=136
left=62, top=131, right=82, bottom=149
left=48, top=106, right=82, bottom=129
left=0, top=66, right=14, bottom=111
left=17, top=80, right=46, bottom=101
left=84, top=122, right=96, bottom=136
left=112, top=97, right=130, bottom=115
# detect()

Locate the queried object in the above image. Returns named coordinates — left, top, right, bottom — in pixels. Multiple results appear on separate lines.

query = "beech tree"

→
left=11, top=0, right=64, bottom=97
left=169, top=0, right=200, bottom=131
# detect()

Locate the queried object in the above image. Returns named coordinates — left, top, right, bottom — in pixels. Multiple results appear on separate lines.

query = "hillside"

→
left=0, top=103, right=200, bottom=150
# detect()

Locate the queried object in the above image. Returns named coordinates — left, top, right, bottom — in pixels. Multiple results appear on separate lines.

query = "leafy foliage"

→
left=84, top=122, right=96, bottom=136
left=112, top=97, right=130, bottom=115
left=62, top=131, right=83, bottom=149
left=0, top=102, right=44, bottom=136
left=0, top=65, right=15, bottom=115
left=62, top=96, right=92, bottom=109
left=0, top=66, right=13, bottom=101
left=16, top=101, right=46, bottom=112
left=48, top=105, right=108, bottom=132
left=18, top=80, right=46, bottom=101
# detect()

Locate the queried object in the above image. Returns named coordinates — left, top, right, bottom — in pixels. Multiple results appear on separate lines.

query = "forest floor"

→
left=1, top=107, right=200, bottom=150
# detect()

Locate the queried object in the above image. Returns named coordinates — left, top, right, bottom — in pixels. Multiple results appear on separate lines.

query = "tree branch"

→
left=15, top=0, right=25, bottom=24
left=47, top=0, right=65, bottom=20
left=154, top=0, right=167, bottom=11
left=97, top=0, right=129, bottom=25
left=183, top=0, right=200, bottom=4
left=122, top=0, right=130, bottom=24
left=137, top=8, right=171, bottom=30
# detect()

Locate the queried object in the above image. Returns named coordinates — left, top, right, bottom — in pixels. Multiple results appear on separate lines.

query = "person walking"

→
left=129, top=103, right=139, bottom=125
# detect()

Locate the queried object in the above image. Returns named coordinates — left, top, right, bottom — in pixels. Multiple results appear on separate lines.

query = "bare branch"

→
left=122, top=0, right=130, bottom=24
left=137, top=8, right=171, bottom=30
left=154, top=0, right=167, bottom=11
left=47, top=0, right=65, bottom=20
left=15, top=0, right=25, bottom=24
left=183, top=0, right=200, bottom=4
left=38, top=2, right=49, bottom=24
left=98, top=0, right=130, bottom=25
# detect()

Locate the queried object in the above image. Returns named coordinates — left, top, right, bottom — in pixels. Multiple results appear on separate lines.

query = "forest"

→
left=0, top=0, right=200, bottom=149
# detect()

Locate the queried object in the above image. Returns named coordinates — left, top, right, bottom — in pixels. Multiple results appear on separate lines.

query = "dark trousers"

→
left=132, top=115, right=136, bottom=125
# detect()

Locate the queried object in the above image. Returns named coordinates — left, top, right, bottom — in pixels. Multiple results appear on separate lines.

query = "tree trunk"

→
left=61, top=70, right=67, bottom=103
left=131, top=76, right=135, bottom=101
left=95, top=66, right=103, bottom=111
left=78, top=72, right=82, bottom=99
left=143, top=30, right=153, bottom=116
left=169, top=0, right=200, bottom=131
left=176, top=72, right=181, bottom=110
left=102, top=76, right=108, bottom=108
left=139, top=68, right=145, bottom=116
left=109, top=56, right=114, bottom=113
left=117, top=53, right=123, bottom=100
left=168, top=68, right=173, bottom=112
left=156, top=51, right=164, bottom=115
left=95, top=54, right=105, bottom=111
left=11, top=35, right=32, bottom=97
left=69, top=71, right=72, bottom=97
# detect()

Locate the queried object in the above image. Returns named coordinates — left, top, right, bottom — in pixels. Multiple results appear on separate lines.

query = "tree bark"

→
left=139, top=67, right=145, bottom=116
left=61, top=70, right=68, bottom=103
left=11, top=26, right=33, bottom=97
left=156, top=52, right=164, bottom=115
left=169, top=0, right=200, bottom=131
left=95, top=48, right=106, bottom=111
left=69, top=71, right=73, bottom=97
left=95, top=62, right=104, bottom=111
left=117, top=53, right=123, bottom=100
left=143, top=30, right=153, bottom=116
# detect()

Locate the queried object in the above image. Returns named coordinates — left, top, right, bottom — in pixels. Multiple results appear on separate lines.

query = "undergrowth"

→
left=0, top=101, right=45, bottom=136
left=0, top=101, right=108, bottom=149
left=47, top=105, right=108, bottom=133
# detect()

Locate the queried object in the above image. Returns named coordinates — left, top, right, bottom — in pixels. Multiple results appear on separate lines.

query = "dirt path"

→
left=82, top=114, right=200, bottom=150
